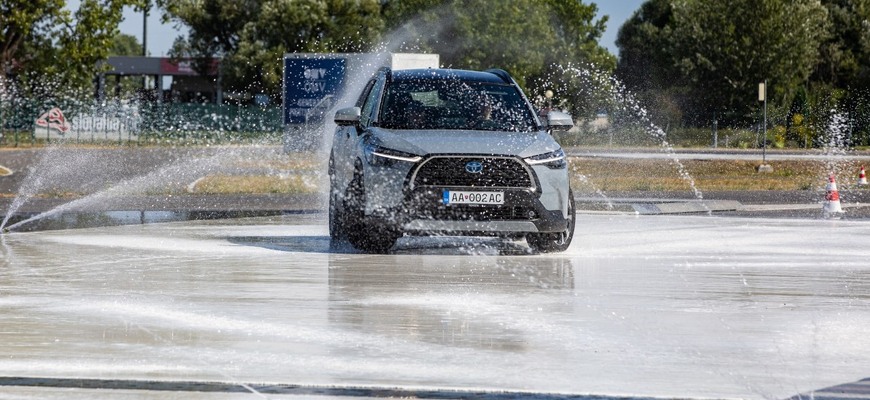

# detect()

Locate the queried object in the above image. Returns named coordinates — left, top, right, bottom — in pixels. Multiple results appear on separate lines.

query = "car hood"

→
left=369, top=128, right=561, bottom=158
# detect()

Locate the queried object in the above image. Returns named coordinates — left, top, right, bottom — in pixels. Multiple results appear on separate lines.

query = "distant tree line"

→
left=0, top=0, right=614, bottom=142
left=157, top=0, right=615, bottom=116
left=5, top=0, right=868, bottom=147
left=616, top=0, right=870, bottom=147
left=0, top=0, right=143, bottom=99
left=1, top=0, right=615, bottom=118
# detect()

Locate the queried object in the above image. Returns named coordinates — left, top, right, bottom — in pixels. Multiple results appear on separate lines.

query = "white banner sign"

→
left=33, top=108, right=139, bottom=141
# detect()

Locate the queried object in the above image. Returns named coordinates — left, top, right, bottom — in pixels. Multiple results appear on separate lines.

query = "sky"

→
left=595, top=0, right=645, bottom=55
left=115, top=0, right=645, bottom=58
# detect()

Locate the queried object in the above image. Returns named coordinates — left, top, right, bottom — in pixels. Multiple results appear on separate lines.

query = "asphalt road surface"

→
left=2, top=213, right=868, bottom=399
left=5, top=146, right=870, bottom=224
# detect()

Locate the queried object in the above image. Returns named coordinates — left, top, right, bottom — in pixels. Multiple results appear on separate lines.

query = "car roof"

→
left=390, top=68, right=511, bottom=84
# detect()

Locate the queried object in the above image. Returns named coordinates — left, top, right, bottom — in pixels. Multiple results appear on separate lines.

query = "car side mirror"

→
left=334, top=107, right=361, bottom=126
left=544, top=110, right=573, bottom=131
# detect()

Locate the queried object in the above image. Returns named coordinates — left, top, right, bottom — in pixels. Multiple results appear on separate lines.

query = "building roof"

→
left=104, top=56, right=218, bottom=76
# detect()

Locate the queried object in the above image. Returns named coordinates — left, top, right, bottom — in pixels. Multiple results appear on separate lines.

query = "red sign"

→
left=35, top=108, right=71, bottom=134
left=160, top=58, right=219, bottom=76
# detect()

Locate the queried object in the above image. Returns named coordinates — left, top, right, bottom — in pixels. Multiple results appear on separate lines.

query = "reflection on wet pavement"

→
left=1, top=214, right=869, bottom=399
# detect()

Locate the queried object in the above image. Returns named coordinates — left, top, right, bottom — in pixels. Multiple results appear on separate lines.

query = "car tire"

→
left=344, top=172, right=399, bottom=254
left=328, top=189, right=344, bottom=241
left=328, top=153, right=344, bottom=241
left=527, top=189, right=575, bottom=253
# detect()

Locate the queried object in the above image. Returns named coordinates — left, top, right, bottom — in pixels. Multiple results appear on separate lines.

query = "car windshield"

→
left=379, top=79, right=537, bottom=131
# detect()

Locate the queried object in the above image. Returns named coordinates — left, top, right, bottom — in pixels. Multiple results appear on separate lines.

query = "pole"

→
left=762, top=79, right=767, bottom=163
left=142, top=1, right=149, bottom=90
left=755, top=81, right=773, bottom=172
left=712, top=111, right=718, bottom=148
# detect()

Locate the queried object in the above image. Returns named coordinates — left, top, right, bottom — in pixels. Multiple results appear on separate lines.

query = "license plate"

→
left=442, top=190, right=504, bottom=205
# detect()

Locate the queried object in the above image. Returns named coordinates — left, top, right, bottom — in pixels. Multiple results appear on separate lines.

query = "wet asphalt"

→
left=2, top=213, right=869, bottom=399
left=3, top=147, right=870, bottom=399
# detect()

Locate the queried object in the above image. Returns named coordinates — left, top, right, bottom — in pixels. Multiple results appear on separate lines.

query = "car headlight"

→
left=364, top=142, right=422, bottom=166
left=524, top=148, right=567, bottom=169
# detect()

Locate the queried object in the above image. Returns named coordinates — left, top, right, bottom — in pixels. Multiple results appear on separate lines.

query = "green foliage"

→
left=160, top=0, right=384, bottom=98
left=771, top=125, right=787, bottom=148
left=159, top=0, right=614, bottom=111
left=616, top=0, right=833, bottom=127
left=615, top=0, right=673, bottom=92
left=395, top=0, right=557, bottom=84
left=110, top=33, right=143, bottom=56
left=384, top=0, right=615, bottom=117
left=1, top=0, right=69, bottom=72
left=1, top=0, right=136, bottom=98
left=813, top=0, right=870, bottom=89
left=106, top=33, right=146, bottom=100
left=670, top=0, right=829, bottom=122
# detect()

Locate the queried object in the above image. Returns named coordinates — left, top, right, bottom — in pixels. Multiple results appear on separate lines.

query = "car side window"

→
left=360, top=76, right=385, bottom=128
left=356, top=79, right=375, bottom=108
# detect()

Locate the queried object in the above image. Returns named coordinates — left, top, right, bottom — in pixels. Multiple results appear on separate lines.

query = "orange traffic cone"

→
left=823, top=174, right=844, bottom=213
left=859, top=166, right=868, bottom=185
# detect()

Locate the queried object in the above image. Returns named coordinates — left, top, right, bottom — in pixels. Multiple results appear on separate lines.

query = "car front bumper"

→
left=368, top=187, right=569, bottom=236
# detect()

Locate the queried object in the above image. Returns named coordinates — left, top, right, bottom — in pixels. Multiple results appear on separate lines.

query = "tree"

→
left=1, top=0, right=137, bottom=97
left=160, top=0, right=384, bottom=98
left=813, top=0, right=870, bottom=89
left=383, top=0, right=615, bottom=117
left=106, top=33, right=145, bottom=99
left=612, top=0, right=685, bottom=128
left=809, top=0, right=870, bottom=144
left=162, top=0, right=613, bottom=111
left=669, top=0, right=829, bottom=124
left=110, top=33, right=143, bottom=56
left=542, top=0, right=614, bottom=71
left=614, top=0, right=674, bottom=93
left=615, top=0, right=830, bottom=126
left=159, top=0, right=260, bottom=60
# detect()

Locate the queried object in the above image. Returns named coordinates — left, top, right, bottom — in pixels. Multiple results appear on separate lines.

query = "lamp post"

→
left=757, top=81, right=773, bottom=172
left=712, top=111, right=718, bottom=148
left=142, top=1, right=150, bottom=90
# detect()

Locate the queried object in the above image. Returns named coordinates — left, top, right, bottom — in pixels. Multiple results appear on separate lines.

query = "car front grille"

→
left=412, top=204, right=533, bottom=221
left=410, top=156, right=534, bottom=189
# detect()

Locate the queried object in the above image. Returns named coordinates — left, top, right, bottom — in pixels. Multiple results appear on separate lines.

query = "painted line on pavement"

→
left=0, top=376, right=669, bottom=400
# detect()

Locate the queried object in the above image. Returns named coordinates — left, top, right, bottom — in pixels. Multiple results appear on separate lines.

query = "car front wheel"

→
left=527, top=189, right=575, bottom=253
left=344, top=173, right=399, bottom=253
left=328, top=188, right=345, bottom=240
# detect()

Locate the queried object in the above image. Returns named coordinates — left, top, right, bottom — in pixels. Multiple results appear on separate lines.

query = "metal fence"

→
left=0, top=100, right=284, bottom=146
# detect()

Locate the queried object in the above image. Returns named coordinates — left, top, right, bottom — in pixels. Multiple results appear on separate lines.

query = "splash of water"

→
left=555, top=63, right=706, bottom=205
left=1, top=144, right=65, bottom=230
left=573, top=174, right=614, bottom=210
left=1, top=146, right=305, bottom=232
left=3, top=157, right=218, bottom=231
left=0, top=46, right=402, bottom=232
left=821, top=110, right=853, bottom=177
left=818, top=109, right=861, bottom=211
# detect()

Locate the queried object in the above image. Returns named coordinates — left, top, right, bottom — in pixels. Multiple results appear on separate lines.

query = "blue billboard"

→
left=283, top=57, right=347, bottom=124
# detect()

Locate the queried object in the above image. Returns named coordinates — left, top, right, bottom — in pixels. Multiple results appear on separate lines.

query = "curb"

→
left=632, top=200, right=741, bottom=215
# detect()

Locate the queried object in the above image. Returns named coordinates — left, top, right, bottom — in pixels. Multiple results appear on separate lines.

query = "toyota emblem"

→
left=465, top=161, right=483, bottom=174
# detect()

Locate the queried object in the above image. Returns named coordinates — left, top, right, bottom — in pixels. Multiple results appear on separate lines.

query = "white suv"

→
left=328, top=68, right=575, bottom=253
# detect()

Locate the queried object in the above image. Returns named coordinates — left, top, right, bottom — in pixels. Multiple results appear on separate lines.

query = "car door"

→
left=332, top=77, right=378, bottom=194
left=350, top=72, right=386, bottom=168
